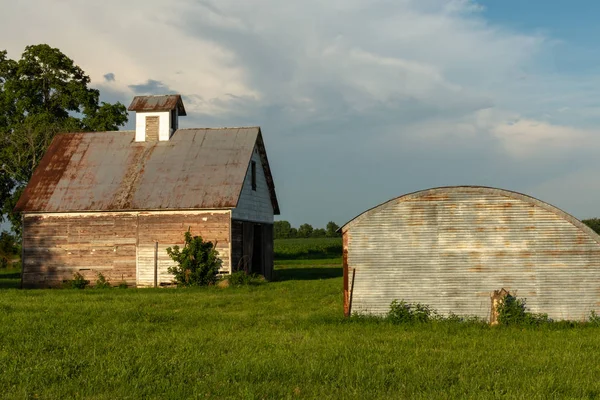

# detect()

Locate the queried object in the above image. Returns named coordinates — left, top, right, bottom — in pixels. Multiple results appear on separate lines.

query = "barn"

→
left=341, top=186, right=600, bottom=321
left=15, top=95, right=280, bottom=288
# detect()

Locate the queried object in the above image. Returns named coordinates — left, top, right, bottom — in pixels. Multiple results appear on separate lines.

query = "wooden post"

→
left=348, top=268, right=356, bottom=316
left=20, top=215, right=24, bottom=289
left=154, top=241, right=158, bottom=288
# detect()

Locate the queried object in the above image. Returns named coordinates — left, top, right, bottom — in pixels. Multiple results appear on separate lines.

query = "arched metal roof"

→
left=341, top=186, right=600, bottom=244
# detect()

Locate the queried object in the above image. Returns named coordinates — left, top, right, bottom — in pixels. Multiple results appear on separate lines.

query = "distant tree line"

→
left=274, top=221, right=341, bottom=239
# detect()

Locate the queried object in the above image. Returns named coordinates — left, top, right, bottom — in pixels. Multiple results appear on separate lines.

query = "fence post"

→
left=154, top=241, right=158, bottom=288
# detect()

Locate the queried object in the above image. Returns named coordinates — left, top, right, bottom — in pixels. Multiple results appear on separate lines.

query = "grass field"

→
left=1, top=257, right=600, bottom=398
left=274, top=238, right=342, bottom=259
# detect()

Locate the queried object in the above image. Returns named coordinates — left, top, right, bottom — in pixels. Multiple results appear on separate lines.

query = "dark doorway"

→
left=232, top=219, right=273, bottom=279
left=251, top=224, right=263, bottom=274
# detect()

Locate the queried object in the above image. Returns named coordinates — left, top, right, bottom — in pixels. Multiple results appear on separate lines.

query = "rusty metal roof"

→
left=127, top=95, right=187, bottom=116
left=341, top=186, right=598, bottom=240
left=15, top=127, right=280, bottom=213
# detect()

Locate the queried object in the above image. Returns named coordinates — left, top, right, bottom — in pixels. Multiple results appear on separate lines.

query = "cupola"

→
left=127, top=94, right=187, bottom=142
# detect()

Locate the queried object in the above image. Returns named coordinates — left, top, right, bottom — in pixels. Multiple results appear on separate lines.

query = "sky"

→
left=2, top=0, right=600, bottom=229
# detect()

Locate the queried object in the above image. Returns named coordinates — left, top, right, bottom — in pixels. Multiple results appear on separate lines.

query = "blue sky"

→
left=482, top=0, right=600, bottom=74
left=2, top=0, right=600, bottom=230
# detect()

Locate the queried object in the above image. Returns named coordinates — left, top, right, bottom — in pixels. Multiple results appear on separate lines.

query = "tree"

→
left=326, top=221, right=341, bottom=237
left=0, top=231, right=18, bottom=268
left=289, top=227, right=298, bottom=238
left=582, top=218, right=600, bottom=235
left=0, top=44, right=128, bottom=235
left=297, top=223, right=314, bottom=238
left=274, top=220, right=292, bottom=239
left=312, top=228, right=326, bottom=238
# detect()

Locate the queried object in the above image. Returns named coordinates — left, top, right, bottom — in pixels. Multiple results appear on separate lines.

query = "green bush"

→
left=68, top=272, right=89, bottom=289
left=226, top=271, right=264, bottom=286
left=589, top=310, right=600, bottom=326
left=95, top=273, right=111, bottom=289
left=496, top=294, right=551, bottom=326
left=166, top=231, right=222, bottom=287
left=387, top=300, right=437, bottom=324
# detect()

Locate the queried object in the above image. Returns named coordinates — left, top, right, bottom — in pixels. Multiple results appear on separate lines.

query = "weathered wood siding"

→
left=136, top=211, right=231, bottom=287
left=22, top=210, right=231, bottom=288
left=232, top=147, right=274, bottom=224
left=343, top=187, right=600, bottom=321
left=22, top=213, right=137, bottom=287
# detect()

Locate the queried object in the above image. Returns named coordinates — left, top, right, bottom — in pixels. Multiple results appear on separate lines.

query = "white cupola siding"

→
left=127, top=95, right=186, bottom=142
left=134, top=110, right=178, bottom=142
left=232, top=147, right=275, bottom=223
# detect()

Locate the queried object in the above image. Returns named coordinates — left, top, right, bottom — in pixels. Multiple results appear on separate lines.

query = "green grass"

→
left=275, top=237, right=342, bottom=259
left=1, top=262, right=600, bottom=398
left=0, top=267, right=20, bottom=289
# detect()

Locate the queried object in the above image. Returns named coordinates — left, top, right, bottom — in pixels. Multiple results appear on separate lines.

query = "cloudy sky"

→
left=3, top=0, right=600, bottom=228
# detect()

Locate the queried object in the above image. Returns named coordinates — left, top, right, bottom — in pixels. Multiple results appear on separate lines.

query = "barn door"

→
left=251, top=224, right=263, bottom=275
left=242, top=222, right=254, bottom=273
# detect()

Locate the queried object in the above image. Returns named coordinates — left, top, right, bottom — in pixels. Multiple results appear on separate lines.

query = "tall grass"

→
left=1, top=262, right=600, bottom=398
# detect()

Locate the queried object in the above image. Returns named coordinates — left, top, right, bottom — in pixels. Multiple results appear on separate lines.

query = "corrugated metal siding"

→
left=344, top=187, right=600, bottom=321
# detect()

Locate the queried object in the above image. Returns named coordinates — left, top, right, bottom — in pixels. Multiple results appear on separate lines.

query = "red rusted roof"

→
left=127, top=95, right=187, bottom=116
left=14, top=127, right=280, bottom=214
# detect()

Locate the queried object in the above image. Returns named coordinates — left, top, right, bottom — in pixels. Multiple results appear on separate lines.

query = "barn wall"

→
left=22, top=213, right=137, bottom=287
left=22, top=210, right=231, bottom=288
left=344, top=189, right=600, bottom=321
left=231, top=147, right=274, bottom=224
left=136, top=211, right=231, bottom=287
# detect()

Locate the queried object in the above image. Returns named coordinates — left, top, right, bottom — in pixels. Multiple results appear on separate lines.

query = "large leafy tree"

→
left=0, top=44, right=128, bottom=235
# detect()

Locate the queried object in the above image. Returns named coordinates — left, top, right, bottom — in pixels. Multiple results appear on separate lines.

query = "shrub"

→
left=589, top=310, right=600, bottom=326
left=226, top=271, right=264, bottom=286
left=69, top=272, right=89, bottom=289
left=95, top=273, right=111, bottom=289
left=387, top=300, right=437, bottom=324
left=166, top=231, right=222, bottom=287
left=496, top=294, right=551, bottom=326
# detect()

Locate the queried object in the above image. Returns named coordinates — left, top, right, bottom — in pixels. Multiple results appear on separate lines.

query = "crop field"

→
left=1, top=244, right=600, bottom=398
left=274, top=238, right=342, bottom=259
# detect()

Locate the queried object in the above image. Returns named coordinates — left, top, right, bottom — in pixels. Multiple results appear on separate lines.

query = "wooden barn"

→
left=341, top=186, right=600, bottom=321
left=15, top=95, right=280, bottom=287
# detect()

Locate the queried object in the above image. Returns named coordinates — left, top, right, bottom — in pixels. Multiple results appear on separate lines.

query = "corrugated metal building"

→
left=341, top=186, right=600, bottom=321
left=15, top=95, right=280, bottom=287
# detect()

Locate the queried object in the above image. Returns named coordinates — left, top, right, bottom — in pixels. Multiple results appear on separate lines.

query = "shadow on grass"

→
left=274, top=267, right=342, bottom=281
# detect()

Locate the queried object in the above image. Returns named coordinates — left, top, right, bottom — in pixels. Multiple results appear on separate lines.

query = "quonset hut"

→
left=341, top=186, right=600, bottom=321
left=15, top=95, right=280, bottom=287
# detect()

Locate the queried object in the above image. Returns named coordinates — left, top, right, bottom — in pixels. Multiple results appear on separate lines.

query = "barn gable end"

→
left=342, top=186, right=600, bottom=321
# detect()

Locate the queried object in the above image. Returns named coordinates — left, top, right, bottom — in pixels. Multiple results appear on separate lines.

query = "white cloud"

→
left=2, top=0, right=600, bottom=223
